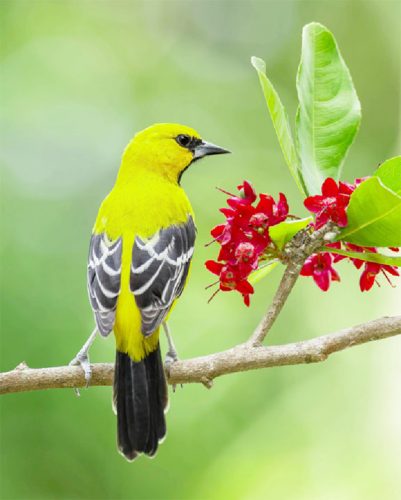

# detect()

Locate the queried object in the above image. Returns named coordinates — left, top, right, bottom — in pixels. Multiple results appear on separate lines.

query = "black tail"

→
left=113, top=345, right=168, bottom=461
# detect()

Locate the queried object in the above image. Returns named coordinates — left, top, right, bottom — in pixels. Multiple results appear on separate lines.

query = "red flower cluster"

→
left=205, top=181, right=288, bottom=305
left=207, top=177, right=399, bottom=303
left=302, top=178, right=399, bottom=291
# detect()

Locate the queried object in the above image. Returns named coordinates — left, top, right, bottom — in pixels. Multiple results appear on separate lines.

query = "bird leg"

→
left=162, top=322, right=181, bottom=391
left=162, top=322, right=179, bottom=364
left=69, top=327, right=97, bottom=394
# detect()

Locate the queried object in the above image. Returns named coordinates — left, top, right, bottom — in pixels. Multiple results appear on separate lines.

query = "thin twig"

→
left=248, top=261, right=303, bottom=346
left=246, top=222, right=336, bottom=347
left=1, top=316, right=400, bottom=394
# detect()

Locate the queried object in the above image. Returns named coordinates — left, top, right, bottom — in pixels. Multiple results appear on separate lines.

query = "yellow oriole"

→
left=71, top=123, right=229, bottom=460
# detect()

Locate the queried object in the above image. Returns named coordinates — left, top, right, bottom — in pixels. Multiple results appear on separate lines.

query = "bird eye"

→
left=176, top=134, right=191, bottom=148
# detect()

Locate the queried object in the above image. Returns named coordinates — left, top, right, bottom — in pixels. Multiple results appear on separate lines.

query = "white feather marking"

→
left=134, top=238, right=179, bottom=268
left=132, top=260, right=165, bottom=295
left=96, top=275, right=120, bottom=298
left=92, top=289, right=110, bottom=312
left=101, top=259, right=121, bottom=277
left=92, top=238, right=121, bottom=267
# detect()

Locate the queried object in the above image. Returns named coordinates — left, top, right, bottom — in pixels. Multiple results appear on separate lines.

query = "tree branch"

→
left=1, top=316, right=400, bottom=394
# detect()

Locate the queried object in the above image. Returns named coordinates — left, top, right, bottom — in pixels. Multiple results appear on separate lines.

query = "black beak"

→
left=193, top=140, right=231, bottom=160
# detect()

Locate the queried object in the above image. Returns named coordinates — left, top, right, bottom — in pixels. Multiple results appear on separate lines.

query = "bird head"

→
left=121, top=123, right=230, bottom=184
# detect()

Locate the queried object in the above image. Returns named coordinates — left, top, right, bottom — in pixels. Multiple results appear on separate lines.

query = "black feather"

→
left=131, top=361, right=150, bottom=451
left=114, top=346, right=167, bottom=460
left=144, top=348, right=168, bottom=455
left=130, top=216, right=196, bottom=335
left=87, top=234, right=122, bottom=337
left=114, top=354, right=137, bottom=460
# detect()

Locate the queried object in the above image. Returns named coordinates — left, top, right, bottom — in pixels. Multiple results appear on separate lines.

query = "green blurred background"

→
left=1, top=1, right=400, bottom=499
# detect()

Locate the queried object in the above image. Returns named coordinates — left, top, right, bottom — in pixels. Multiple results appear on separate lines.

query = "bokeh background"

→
left=1, top=1, right=400, bottom=499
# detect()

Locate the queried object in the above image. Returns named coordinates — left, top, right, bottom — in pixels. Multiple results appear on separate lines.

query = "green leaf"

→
left=325, top=247, right=401, bottom=267
left=269, top=217, right=313, bottom=249
left=248, top=261, right=279, bottom=285
left=339, top=177, right=401, bottom=246
left=295, top=22, right=361, bottom=195
left=251, top=56, right=306, bottom=196
left=374, top=156, right=401, bottom=195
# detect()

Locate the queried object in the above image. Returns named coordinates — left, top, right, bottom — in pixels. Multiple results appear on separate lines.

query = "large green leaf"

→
left=325, top=247, right=401, bottom=267
left=295, top=22, right=361, bottom=195
left=269, top=217, right=312, bottom=249
left=374, top=156, right=401, bottom=195
left=339, top=177, right=401, bottom=246
left=251, top=56, right=306, bottom=196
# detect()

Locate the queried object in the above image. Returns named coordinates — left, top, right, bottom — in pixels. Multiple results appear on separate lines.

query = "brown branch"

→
left=0, top=362, right=114, bottom=395
left=1, top=316, right=400, bottom=395
left=170, top=315, right=401, bottom=385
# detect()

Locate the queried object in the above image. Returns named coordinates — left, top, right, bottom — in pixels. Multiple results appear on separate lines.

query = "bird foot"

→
left=165, top=348, right=179, bottom=366
left=164, top=350, right=181, bottom=392
left=69, top=350, right=92, bottom=396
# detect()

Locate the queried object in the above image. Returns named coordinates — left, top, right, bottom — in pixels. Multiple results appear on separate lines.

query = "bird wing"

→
left=87, top=233, right=122, bottom=336
left=130, top=216, right=196, bottom=336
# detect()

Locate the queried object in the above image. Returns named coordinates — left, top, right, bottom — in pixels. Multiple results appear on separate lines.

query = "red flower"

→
left=206, top=181, right=289, bottom=305
left=304, top=178, right=350, bottom=229
left=300, top=252, right=340, bottom=291
left=360, top=263, right=379, bottom=291
left=359, top=262, right=399, bottom=291
left=205, top=260, right=254, bottom=306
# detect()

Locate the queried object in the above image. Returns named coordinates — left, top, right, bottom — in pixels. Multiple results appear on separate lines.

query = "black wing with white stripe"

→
left=87, top=233, right=122, bottom=336
left=130, top=216, right=196, bottom=336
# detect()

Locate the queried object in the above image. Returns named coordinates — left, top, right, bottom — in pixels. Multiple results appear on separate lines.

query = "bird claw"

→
left=69, top=351, right=92, bottom=394
left=164, top=350, right=180, bottom=392
left=165, top=349, right=179, bottom=366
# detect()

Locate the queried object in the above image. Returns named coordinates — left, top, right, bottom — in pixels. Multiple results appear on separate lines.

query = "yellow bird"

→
left=70, top=123, right=230, bottom=460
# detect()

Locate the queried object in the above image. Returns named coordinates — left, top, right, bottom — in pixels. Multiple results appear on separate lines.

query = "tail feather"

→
left=130, top=361, right=150, bottom=452
left=114, top=345, right=168, bottom=460
left=115, top=355, right=136, bottom=460
left=144, top=348, right=168, bottom=454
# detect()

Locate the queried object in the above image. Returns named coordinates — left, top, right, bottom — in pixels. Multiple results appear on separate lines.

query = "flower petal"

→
left=238, top=180, right=257, bottom=203
left=236, top=280, right=254, bottom=295
left=211, top=224, right=226, bottom=238
left=313, top=270, right=330, bottom=291
left=322, top=177, right=339, bottom=197
left=304, top=195, right=324, bottom=213
left=205, top=260, right=223, bottom=275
